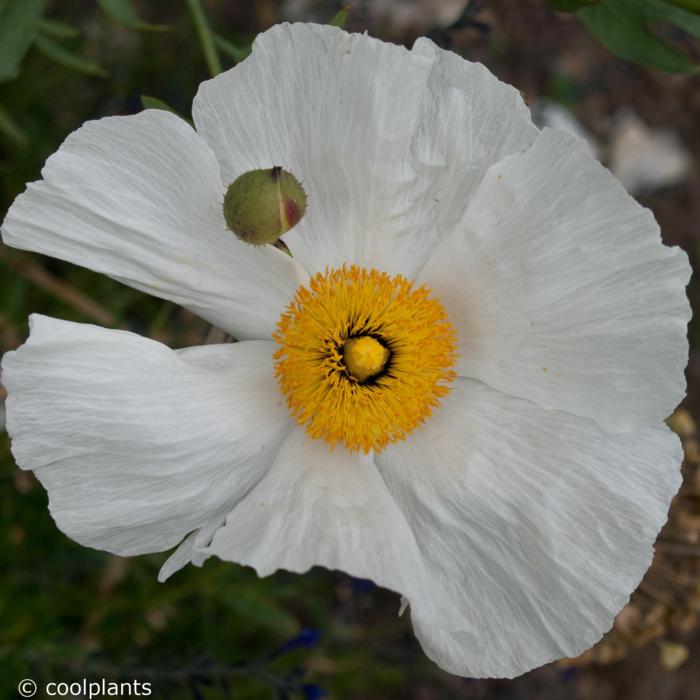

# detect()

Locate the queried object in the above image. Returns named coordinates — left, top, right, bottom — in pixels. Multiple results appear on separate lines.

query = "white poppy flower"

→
left=0, top=23, right=691, bottom=678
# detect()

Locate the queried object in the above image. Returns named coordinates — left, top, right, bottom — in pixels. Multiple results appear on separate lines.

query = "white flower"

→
left=0, top=22, right=691, bottom=679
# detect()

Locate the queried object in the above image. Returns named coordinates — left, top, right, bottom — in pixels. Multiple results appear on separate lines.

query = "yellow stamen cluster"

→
left=343, top=336, right=390, bottom=382
left=274, top=265, right=457, bottom=452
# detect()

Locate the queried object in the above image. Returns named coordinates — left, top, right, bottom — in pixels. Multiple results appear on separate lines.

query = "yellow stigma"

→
left=274, top=265, right=457, bottom=453
left=343, top=336, right=389, bottom=382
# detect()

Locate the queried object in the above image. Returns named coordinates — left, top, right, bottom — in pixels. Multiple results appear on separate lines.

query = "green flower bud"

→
left=223, top=167, right=307, bottom=246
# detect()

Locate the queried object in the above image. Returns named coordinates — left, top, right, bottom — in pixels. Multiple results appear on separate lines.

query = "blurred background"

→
left=1, top=1, right=700, bottom=698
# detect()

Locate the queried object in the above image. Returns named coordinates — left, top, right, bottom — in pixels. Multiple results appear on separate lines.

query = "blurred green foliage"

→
left=548, top=0, right=700, bottom=72
left=0, top=0, right=45, bottom=82
left=97, top=0, right=169, bottom=32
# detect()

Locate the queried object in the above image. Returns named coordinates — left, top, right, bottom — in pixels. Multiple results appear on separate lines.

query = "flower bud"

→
left=223, top=167, right=307, bottom=246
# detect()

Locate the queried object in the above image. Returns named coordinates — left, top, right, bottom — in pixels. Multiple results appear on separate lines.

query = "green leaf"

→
left=33, top=34, right=108, bottom=77
left=578, top=1, right=696, bottom=73
left=140, top=94, right=176, bottom=113
left=639, top=0, right=700, bottom=39
left=140, top=95, right=192, bottom=125
left=97, top=0, right=168, bottom=32
left=0, top=103, right=28, bottom=148
left=38, top=18, right=80, bottom=39
left=213, top=33, right=251, bottom=63
left=0, top=0, right=46, bottom=83
left=329, top=5, right=350, bottom=27
left=547, top=0, right=596, bottom=11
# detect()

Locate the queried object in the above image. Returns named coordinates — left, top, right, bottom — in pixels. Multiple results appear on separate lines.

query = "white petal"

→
left=193, top=24, right=537, bottom=278
left=158, top=512, right=226, bottom=582
left=0, top=109, right=307, bottom=340
left=408, top=37, right=538, bottom=263
left=375, top=378, right=682, bottom=678
left=419, top=128, right=690, bottom=431
left=1, top=315, right=292, bottom=556
left=0, top=380, right=5, bottom=432
left=199, top=426, right=426, bottom=593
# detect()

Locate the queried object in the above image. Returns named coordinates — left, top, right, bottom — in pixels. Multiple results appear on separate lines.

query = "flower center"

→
left=343, top=336, right=389, bottom=382
left=273, top=265, right=457, bottom=452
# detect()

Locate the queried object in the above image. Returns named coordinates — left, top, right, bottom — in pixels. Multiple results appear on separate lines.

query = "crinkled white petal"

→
left=419, top=128, right=691, bottom=431
left=0, top=377, right=5, bottom=432
left=1, top=315, right=292, bottom=556
left=375, top=378, right=682, bottom=678
left=0, top=110, right=307, bottom=340
left=197, top=426, right=427, bottom=594
left=192, top=23, right=537, bottom=278
left=158, top=512, right=228, bottom=582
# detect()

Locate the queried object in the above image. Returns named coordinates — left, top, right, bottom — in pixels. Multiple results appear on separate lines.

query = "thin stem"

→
left=186, top=0, right=222, bottom=76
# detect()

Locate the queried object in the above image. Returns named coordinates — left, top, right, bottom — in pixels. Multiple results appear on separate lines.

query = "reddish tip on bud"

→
left=223, top=167, right=307, bottom=246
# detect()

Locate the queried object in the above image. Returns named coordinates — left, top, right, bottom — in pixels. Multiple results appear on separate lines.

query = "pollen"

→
left=273, top=265, right=457, bottom=452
